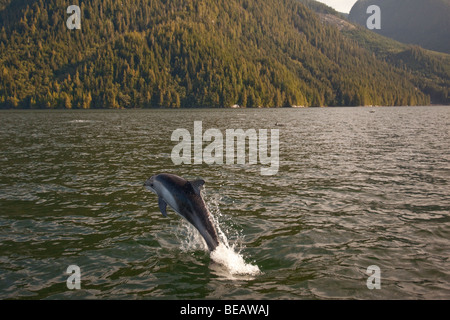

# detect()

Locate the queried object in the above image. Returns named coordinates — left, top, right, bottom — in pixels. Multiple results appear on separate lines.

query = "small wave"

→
left=68, top=119, right=98, bottom=123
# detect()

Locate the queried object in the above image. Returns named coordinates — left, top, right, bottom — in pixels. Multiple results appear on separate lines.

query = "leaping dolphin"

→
left=144, top=173, right=220, bottom=252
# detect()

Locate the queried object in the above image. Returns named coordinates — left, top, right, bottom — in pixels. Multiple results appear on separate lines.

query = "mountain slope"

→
left=304, top=0, right=450, bottom=105
left=349, top=0, right=450, bottom=54
left=342, top=26, right=450, bottom=105
left=0, top=0, right=431, bottom=108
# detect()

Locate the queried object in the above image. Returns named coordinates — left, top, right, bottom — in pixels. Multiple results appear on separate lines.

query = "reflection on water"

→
left=0, top=107, right=449, bottom=299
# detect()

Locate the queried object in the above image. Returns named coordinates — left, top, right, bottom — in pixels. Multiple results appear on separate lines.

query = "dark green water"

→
left=0, top=107, right=449, bottom=299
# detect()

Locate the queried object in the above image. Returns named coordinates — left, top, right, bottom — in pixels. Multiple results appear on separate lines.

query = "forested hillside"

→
left=0, top=0, right=433, bottom=108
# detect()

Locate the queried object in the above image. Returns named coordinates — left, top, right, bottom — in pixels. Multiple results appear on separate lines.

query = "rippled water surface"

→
left=0, top=107, right=449, bottom=299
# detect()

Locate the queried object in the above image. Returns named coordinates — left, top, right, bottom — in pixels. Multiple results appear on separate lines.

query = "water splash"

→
left=208, top=194, right=261, bottom=276
left=210, top=243, right=260, bottom=277
left=175, top=188, right=260, bottom=277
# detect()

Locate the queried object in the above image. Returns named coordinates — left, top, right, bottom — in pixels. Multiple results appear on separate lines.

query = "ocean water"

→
left=0, top=106, right=449, bottom=299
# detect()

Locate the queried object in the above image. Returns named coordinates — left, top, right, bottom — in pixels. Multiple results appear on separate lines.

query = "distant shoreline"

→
left=1, top=105, right=447, bottom=111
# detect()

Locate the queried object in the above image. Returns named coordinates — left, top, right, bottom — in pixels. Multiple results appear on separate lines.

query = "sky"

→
left=314, top=0, right=359, bottom=13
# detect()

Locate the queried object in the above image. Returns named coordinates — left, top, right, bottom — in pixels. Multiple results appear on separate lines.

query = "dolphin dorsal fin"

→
left=189, top=179, right=205, bottom=196
left=158, top=197, right=168, bottom=217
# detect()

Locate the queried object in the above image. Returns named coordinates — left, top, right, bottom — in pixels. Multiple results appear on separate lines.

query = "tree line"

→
left=0, top=0, right=432, bottom=108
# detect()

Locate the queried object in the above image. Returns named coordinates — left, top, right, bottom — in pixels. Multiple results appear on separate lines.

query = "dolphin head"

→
left=144, top=174, right=177, bottom=201
left=143, top=175, right=160, bottom=195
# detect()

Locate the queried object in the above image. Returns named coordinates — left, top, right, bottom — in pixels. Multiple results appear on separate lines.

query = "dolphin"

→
left=144, top=173, right=220, bottom=252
